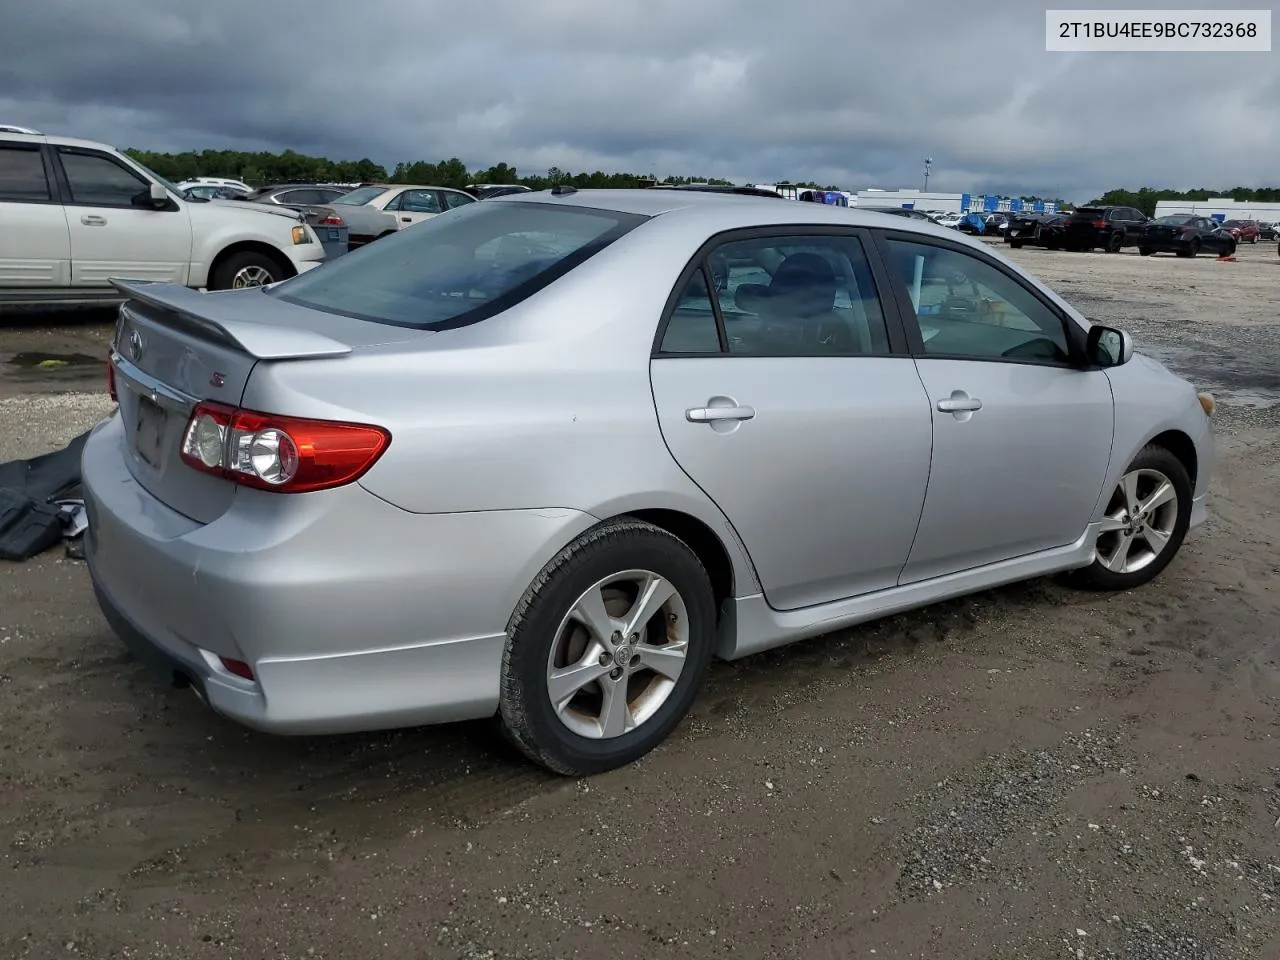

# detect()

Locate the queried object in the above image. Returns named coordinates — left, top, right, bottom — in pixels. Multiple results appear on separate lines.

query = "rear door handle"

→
left=936, top=392, right=982, bottom=412
left=81, top=215, right=107, bottom=226
left=686, top=404, right=755, bottom=423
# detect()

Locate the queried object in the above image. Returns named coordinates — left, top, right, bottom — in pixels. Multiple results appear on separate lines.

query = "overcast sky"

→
left=1, top=0, right=1275, bottom=202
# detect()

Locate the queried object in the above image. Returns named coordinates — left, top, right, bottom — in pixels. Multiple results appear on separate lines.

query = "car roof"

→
left=490, top=188, right=987, bottom=239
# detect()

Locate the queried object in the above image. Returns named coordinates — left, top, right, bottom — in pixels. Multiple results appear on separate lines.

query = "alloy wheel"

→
left=1095, top=468, right=1180, bottom=575
left=231, top=264, right=276, bottom=288
left=545, top=570, right=689, bottom=739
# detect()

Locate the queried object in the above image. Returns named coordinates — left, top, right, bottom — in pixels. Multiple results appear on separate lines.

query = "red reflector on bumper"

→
left=219, top=657, right=255, bottom=680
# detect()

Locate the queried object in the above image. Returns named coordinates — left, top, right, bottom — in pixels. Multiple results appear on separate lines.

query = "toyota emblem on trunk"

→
left=127, top=328, right=145, bottom=362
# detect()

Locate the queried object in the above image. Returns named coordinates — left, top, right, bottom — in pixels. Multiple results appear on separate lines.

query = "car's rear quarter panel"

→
left=238, top=218, right=763, bottom=595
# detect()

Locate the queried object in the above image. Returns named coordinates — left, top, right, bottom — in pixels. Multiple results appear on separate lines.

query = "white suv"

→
left=0, top=128, right=326, bottom=309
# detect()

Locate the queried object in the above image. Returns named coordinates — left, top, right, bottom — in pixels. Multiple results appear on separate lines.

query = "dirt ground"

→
left=1, top=240, right=1277, bottom=960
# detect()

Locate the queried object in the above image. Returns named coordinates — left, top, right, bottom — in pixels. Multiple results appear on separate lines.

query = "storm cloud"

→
left=1, top=0, right=1275, bottom=202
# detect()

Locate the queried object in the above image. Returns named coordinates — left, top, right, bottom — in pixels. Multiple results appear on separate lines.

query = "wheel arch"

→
left=1145, top=428, right=1198, bottom=488
left=621, top=508, right=736, bottom=621
left=208, top=241, right=296, bottom=287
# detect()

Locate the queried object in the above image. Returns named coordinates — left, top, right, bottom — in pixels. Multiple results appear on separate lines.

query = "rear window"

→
left=1070, top=207, right=1105, bottom=219
left=1221, top=220, right=1243, bottom=227
left=272, top=200, right=647, bottom=330
left=1153, top=215, right=1195, bottom=225
left=331, top=186, right=390, bottom=205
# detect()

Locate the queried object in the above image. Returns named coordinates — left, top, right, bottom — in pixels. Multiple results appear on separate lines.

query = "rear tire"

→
left=1106, top=232, right=1123, bottom=253
left=498, top=518, right=717, bottom=776
left=1068, top=444, right=1192, bottom=592
left=208, top=250, right=287, bottom=290
left=1177, top=240, right=1200, bottom=258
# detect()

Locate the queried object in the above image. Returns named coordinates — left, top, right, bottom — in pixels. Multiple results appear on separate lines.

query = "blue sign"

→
left=1033, top=200, right=1045, bottom=212
left=960, top=193, right=971, bottom=211
left=1010, top=198, right=1023, bottom=211
left=1211, top=213, right=1225, bottom=221
left=983, top=195, right=998, bottom=211
left=902, top=202, right=914, bottom=209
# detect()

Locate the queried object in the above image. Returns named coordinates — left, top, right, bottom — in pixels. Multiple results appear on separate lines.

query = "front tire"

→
left=208, top=250, right=285, bottom=290
left=498, top=518, right=716, bottom=776
left=1071, top=445, right=1192, bottom=591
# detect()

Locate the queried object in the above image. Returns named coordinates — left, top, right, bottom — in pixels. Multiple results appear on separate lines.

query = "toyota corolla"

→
left=82, top=188, right=1215, bottom=775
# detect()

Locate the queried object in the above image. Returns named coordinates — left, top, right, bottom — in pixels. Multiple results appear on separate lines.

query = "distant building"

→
left=854, top=188, right=1059, bottom=215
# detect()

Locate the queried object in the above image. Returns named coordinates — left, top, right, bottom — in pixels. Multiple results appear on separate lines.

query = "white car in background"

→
left=177, top=176, right=254, bottom=194
left=311, top=183, right=479, bottom=247
left=0, top=128, right=326, bottom=309
left=934, top=213, right=966, bottom=229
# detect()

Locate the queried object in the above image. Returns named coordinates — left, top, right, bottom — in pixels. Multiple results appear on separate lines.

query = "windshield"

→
left=1221, top=220, right=1243, bottom=227
left=331, top=185, right=390, bottom=206
left=272, top=200, right=648, bottom=330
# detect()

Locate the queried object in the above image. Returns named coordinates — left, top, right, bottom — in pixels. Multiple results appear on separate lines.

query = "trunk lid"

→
left=108, top=280, right=424, bottom=524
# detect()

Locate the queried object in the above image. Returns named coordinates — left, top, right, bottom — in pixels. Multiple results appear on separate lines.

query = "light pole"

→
left=923, top=158, right=932, bottom=192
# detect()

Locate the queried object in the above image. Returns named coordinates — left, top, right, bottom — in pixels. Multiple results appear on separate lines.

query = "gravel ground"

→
left=0, top=241, right=1277, bottom=960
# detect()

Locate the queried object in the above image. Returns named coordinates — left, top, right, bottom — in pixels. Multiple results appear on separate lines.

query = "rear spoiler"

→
left=111, top=280, right=352, bottom=360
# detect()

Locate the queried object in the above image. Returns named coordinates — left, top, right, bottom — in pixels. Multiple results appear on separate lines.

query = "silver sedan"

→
left=82, top=189, right=1215, bottom=775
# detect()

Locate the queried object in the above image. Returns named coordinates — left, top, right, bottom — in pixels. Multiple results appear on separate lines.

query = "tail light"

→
left=106, top=355, right=117, bottom=402
left=317, top=214, right=344, bottom=226
left=1091, top=219, right=1109, bottom=229
left=180, top=402, right=391, bottom=493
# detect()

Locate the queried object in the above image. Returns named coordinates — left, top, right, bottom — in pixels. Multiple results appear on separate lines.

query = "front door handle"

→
left=401, top=217, right=412, bottom=222
left=686, top=404, right=756, bottom=423
left=936, top=391, right=982, bottom=413
left=81, top=215, right=107, bottom=226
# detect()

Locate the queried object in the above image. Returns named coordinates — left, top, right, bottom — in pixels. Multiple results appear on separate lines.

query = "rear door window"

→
left=273, top=201, right=647, bottom=330
left=0, top=143, right=51, bottom=201
left=657, top=233, right=893, bottom=357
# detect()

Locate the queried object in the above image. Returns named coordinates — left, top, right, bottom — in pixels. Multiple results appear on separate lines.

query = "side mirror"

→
left=1086, top=324, right=1133, bottom=367
left=150, top=182, right=169, bottom=206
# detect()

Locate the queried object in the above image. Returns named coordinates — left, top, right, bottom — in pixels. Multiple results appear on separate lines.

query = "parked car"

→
left=238, top=183, right=352, bottom=207
left=181, top=184, right=249, bottom=201
left=1219, top=219, right=1260, bottom=244
left=1062, top=205, right=1149, bottom=252
left=934, top=212, right=965, bottom=229
left=957, top=213, right=987, bottom=235
left=1257, top=221, right=1277, bottom=240
left=305, top=183, right=479, bottom=248
left=177, top=176, right=254, bottom=195
left=1137, top=215, right=1237, bottom=258
left=83, top=188, right=1215, bottom=775
left=1007, top=213, right=1068, bottom=249
left=0, top=129, right=325, bottom=308
left=982, top=213, right=1011, bottom=236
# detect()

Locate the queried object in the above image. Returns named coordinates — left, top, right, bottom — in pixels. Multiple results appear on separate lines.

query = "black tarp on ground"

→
left=0, top=430, right=91, bottom=561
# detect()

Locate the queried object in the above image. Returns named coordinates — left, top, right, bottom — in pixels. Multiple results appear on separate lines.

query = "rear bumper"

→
left=81, top=415, right=597, bottom=735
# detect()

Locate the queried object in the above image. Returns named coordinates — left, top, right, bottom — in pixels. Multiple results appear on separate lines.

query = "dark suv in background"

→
left=1063, top=205, right=1149, bottom=252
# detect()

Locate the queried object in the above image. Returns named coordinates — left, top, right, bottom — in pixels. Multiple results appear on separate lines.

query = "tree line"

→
left=121, top=147, right=1280, bottom=215
left=1089, top=186, right=1280, bottom=216
left=122, top=147, right=737, bottom=192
